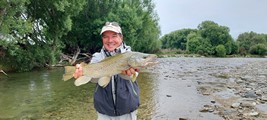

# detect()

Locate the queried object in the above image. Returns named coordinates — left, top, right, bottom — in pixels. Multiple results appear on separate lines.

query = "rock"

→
left=199, top=105, right=214, bottom=113
left=249, top=111, right=259, bottom=116
left=241, top=101, right=256, bottom=108
left=244, top=91, right=258, bottom=98
left=236, top=79, right=243, bottom=84
left=261, top=96, right=267, bottom=101
left=179, top=117, right=188, bottom=120
left=244, top=111, right=259, bottom=117
left=240, top=76, right=252, bottom=81
left=231, top=102, right=240, bottom=108
left=211, top=100, right=216, bottom=104
left=166, top=95, right=172, bottom=97
left=255, top=89, right=263, bottom=95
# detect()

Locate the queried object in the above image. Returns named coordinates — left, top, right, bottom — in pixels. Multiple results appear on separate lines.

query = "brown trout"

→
left=62, top=51, right=158, bottom=87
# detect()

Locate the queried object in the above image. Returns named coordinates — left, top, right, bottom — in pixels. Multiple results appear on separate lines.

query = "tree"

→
left=0, top=0, right=86, bottom=71
left=0, top=0, right=167, bottom=71
left=62, top=0, right=161, bottom=55
left=215, top=45, right=226, bottom=57
left=186, top=32, right=201, bottom=53
left=198, top=20, right=234, bottom=55
left=27, top=0, right=87, bottom=64
left=249, top=44, right=267, bottom=55
left=161, top=28, right=197, bottom=50
left=237, top=32, right=267, bottom=55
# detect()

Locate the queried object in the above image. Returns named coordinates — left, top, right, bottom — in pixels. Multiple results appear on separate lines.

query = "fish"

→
left=62, top=51, right=158, bottom=87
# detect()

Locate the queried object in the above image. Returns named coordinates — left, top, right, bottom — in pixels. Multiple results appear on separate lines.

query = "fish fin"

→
left=98, top=77, right=111, bottom=88
left=62, top=66, right=76, bottom=81
left=74, top=76, right=92, bottom=86
left=131, top=72, right=139, bottom=82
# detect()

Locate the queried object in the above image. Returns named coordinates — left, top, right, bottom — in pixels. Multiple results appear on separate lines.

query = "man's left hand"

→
left=121, top=68, right=139, bottom=76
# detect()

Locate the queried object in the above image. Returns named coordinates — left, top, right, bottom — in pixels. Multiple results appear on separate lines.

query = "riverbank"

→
left=146, top=57, right=267, bottom=119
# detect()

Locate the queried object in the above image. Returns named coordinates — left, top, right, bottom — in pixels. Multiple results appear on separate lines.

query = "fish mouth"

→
left=143, top=55, right=158, bottom=66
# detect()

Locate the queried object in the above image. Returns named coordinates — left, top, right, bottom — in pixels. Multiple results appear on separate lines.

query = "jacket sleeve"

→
left=90, top=52, right=105, bottom=64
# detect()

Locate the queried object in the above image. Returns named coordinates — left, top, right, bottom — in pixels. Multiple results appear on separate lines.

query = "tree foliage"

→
left=62, top=0, right=161, bottom=54
left=1, top=0, right=161, bottom=71
left=215, top=45, right=226, bottom=57
left=197, top=21, right=235, bottom=55
left=1, top=0, right=87, bottom=71
left=161, top=20, right=250, bottom=56
left=249, top=43, right=267, bottom=56
left=237, top=32, right=267, bottom=55
left=161, top=28, right=197, bottom=50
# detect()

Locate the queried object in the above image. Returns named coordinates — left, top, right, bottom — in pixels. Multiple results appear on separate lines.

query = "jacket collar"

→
left=101, top=42, right=131, bottom=57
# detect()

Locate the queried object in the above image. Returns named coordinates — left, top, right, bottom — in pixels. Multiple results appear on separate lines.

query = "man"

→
left=73, top=22, right=140, bottom=120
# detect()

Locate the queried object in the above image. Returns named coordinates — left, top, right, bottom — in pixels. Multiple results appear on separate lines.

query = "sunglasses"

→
left=105, top=22, right=120, bottom=27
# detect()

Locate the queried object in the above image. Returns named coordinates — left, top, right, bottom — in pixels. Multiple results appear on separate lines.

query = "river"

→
left=0, top=57, right=267, bottom=120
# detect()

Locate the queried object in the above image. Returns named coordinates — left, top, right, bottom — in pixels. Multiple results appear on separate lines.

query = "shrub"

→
left=249, top=44, right=267, bottom=55
left=215, top=45, right=226, bottom=57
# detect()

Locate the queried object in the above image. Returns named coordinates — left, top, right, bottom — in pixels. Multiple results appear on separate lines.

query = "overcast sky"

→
left=154, top=0, right=267, bottom=39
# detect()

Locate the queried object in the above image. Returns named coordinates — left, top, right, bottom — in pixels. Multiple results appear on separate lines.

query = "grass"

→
left=156, top=49, right=202, bottom=58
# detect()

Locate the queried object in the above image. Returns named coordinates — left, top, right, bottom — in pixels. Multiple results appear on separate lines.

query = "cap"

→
left=100, top=22, right=122, bottom=35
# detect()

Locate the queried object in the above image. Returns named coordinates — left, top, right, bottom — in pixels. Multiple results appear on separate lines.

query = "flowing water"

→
left=1, top=57, right=266, bottom=120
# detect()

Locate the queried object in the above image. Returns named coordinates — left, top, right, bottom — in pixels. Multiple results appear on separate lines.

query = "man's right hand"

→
left=73, top=64, right=83, bottom=79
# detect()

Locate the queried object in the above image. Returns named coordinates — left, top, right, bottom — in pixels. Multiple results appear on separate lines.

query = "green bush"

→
left=215, top=45, right=226, bottom=57
left=249, top=44, right=267, bottom=55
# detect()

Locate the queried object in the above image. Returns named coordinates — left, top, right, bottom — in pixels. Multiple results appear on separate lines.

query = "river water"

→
left=0, top=57, right=266, bottom=120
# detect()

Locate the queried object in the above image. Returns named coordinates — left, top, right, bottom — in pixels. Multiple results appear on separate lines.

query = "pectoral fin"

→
left=131, top=72, right=139, bottom=82
left=98, top=77, right=111, bottom=88
left=118, top=72, right=139, bottom=82
left=74, top=76, right=92, bottom=86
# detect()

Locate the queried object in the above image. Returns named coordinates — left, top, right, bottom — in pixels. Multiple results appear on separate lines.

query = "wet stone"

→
left=166, top=95, right=172, bottom=97
left=261, top=96, right=267, bottom=101
left=231, top=102, right=240, bottom=108
left=244, top=91, right=258, bottom=98
left=241, top=101, right=256, bottom=108
left=211, top=100, right=216, bottom=104
left=179, top=117, right=188, bottom=120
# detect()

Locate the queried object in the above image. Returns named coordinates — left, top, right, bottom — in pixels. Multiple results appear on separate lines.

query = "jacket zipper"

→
left=112, top=75, right=118, bottom=115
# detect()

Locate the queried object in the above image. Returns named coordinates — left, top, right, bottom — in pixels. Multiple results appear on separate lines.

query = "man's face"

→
left=102, top=31, right=123, bottom=52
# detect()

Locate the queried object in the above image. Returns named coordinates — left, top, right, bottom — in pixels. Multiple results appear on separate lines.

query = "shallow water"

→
left=0, top=57, right=266, bottom=120
left=0, top=69, right=96, bottom=120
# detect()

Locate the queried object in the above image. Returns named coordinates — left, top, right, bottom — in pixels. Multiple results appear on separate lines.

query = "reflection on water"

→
left=137, top=71, right=159, bottom=119
left=0, top=68, right=96, bottom=120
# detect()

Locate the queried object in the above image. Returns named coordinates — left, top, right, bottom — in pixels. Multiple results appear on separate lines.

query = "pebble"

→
left=185, top=58, right=267, bottom=119
left=241, top=101, right=256, bottom=108
left=244, top=91, right=258, bottom=98
left=261, top=96, right=267, bottom=101
left=231, top=102, right=240, bottom=108
left=166, top=95, right=172, bottom=97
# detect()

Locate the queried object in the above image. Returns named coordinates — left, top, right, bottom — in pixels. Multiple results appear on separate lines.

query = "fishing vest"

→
left=91, top=43, right=140, bottom=116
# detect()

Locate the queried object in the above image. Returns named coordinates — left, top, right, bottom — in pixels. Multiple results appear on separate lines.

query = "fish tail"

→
left=62, top=66, right=76, bottom=81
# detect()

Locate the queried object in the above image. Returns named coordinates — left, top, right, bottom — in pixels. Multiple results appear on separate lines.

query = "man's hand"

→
left=73, top=64, right=83, bottom=79
left=121, top=68, right=140, bottom=76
